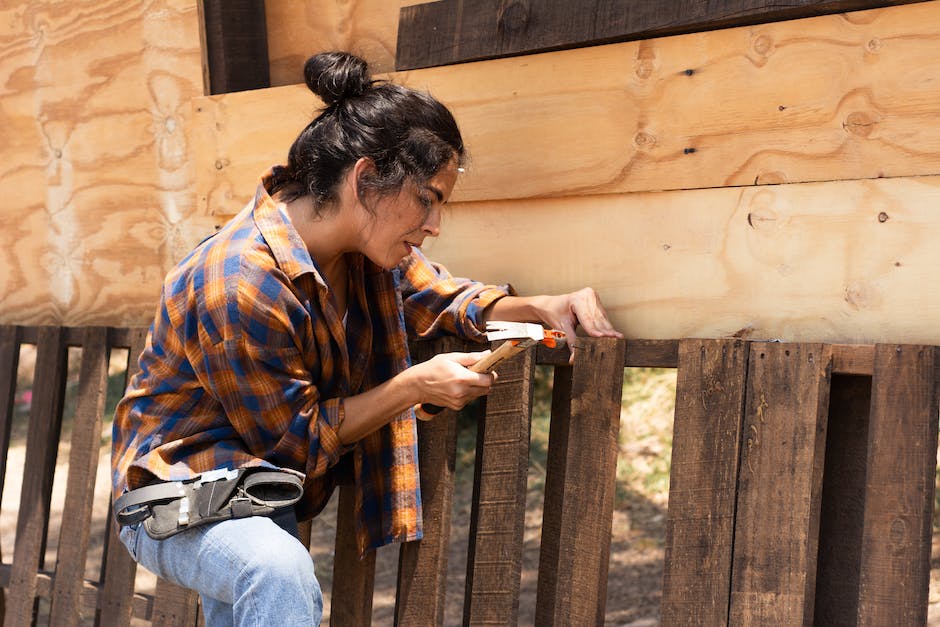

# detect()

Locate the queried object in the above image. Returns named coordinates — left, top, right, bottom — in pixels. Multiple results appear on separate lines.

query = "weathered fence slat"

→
left=729, top=342, right=832, bottom=625
left=661, top=338, right=749, bottom=626
left=49, top=328, right=110, bottom=624
left=331, top=484, right=377, bottom=626
left=99, top=327, right=148, bottom=625
left=6, top=327, right=68, bottom=626
left=857, top=345, right=939, bottom=626
left=463, top=342, right=536, bottom=625
left=536, top=337, right=626, bottom=625
left=395, top=340, right=461, bottom=625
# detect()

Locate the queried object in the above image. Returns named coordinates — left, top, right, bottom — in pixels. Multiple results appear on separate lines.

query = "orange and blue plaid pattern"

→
left=111, top=167, right=512, bottom=554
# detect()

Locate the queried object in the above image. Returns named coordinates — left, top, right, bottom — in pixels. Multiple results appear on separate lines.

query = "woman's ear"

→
left=351, top=157, right=376, bottom=203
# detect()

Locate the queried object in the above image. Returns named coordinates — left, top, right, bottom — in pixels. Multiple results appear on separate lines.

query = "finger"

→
left=450, top=350, right=491, bottom=367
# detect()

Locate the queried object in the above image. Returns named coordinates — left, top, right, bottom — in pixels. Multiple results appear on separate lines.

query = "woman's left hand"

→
left=531, top=288, right=623, bottom=349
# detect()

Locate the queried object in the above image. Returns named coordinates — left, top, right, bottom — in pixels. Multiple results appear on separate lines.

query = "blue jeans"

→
left=119, top=512, right=323, bottom=626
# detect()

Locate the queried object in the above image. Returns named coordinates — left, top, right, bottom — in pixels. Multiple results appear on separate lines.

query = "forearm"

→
left=336, top=370, right=420, bottom=444
left=482, top=295, right=549, bottom=324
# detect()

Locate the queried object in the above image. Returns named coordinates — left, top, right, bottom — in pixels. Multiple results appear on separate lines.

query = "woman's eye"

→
left=418, top=195, right=433, bottom=208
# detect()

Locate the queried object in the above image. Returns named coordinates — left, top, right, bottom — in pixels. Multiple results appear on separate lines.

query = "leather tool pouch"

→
left=114, top=468, right=304, bottom=540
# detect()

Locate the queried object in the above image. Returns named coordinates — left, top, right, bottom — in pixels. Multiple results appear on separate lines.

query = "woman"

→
left=112, top=51, right=621, bottom=625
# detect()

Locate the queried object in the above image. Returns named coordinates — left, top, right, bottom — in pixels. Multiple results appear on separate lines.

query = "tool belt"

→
left=113, top=468, right=304, bottom=540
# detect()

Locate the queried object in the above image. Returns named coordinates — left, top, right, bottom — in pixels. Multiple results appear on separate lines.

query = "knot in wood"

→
left=634, top=131, right=656, bottom=148
left=752, top=34, right=773, bottom=56
left=844, top=111, right=877, bottom=137
left=498, top=1, right=529, bottom=32
left=866, top=38, right=881, bottom=53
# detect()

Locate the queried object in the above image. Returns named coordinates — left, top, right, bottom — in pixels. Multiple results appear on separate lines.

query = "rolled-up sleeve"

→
left=398, top=248, right=514, bottom=341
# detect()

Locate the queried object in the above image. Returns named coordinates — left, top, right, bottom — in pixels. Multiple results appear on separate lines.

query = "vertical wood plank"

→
left=395, top=340, right=459, bottom=626
left=463, top=344, right=536, bottom=625
left=535, top=337, right=626, bottom=626
left=150, top=578, right=200, bottom=627
left=660, top=339, right=749, bottom=625
left=200, top=0, right=270, bottom=94
left=813, top=375, right=871, bottom=625
left=5, top=326, right=68, bottom=626
left=99, top=327, right=148, bottom=626
left=49, top=327, right=110, bottom=625
left=856, top=345, right=938, bottom=626
left=729, top=342, right=832, bottom=626
left=331, top=484, right=376, bottom=626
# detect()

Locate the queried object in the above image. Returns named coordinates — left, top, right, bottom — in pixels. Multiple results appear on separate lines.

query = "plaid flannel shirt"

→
left=111, top=167, right=512, bottom=554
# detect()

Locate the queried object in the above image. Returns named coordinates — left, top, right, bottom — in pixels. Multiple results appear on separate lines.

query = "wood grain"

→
left=263, top=0, right=417, bottom=86
left=331, top=484, right=377, bottom=626
left=661, top=339, right=749, bottom=626
left=426, top=175, right=940, bottom=345
left=463, top=344, right=535, bottom=625
left=729, top=342, right=831, bottom=625
left=535, top=338, right=625, bottom=625
left=0, top=1, right=211, bottom=327
left=194, top=1, right=940, bottom=213
left=857, top=345, right=938, bottom=626
left=396, top=0, right=923, bottom=70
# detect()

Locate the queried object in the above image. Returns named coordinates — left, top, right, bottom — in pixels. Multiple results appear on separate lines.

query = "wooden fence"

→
left=0, top=326, right=936, bottom=624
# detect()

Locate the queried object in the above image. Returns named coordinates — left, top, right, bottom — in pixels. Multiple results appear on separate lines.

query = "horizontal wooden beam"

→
left=194, top=1, right=940, bottom=216
left=396, top=0, right=926, bottom=70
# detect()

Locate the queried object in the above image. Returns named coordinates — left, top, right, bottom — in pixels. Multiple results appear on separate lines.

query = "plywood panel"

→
left=423, top=175, right=940, bottom=345
left=194, top=1, right=940, bottom=216
left=0, top=1, right=212, bottom=326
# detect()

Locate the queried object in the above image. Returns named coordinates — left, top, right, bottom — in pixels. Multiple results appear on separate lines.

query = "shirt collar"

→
left=252, top=167, right=323, bottom=284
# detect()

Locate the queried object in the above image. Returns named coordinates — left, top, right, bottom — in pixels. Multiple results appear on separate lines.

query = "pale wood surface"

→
left=195, top=1, right=940, bottom=214
left=0, top=1, right=212, bottom=326
left=424, top=175, right=940, bottom=345
left=264, top=1, right=425, bottom=86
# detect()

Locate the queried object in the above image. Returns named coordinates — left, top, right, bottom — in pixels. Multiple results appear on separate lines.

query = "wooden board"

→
left=660, top=339, right=749, bottom=625
left=194, top=1, right=940, bottom=214
left=49, top=327, right=110, bottom=625
left=426, top=175, right=940, bottom=345
left=856, top=345, right=938, bottom=625
left=0, top=1, right=211, bottom=327
left=396, top=0, right=923, bottom=70
left=463, top=343, right=535, bottom=624
left=729, top=342, right=831, bottom=624
left=331, top=485, right=377, bottom=625
left=264, top=0, right=420, bottom=86
left=535, top=338, right=625, bottom=625
left=200, top=0, right=270, bottom=94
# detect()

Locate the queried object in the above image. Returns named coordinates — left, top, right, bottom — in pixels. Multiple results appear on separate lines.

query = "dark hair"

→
left=270, top=51, right=465, bottom=212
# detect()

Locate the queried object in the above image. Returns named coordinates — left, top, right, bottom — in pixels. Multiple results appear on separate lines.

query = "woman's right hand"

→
left=409, top=351, right=496, bottom=411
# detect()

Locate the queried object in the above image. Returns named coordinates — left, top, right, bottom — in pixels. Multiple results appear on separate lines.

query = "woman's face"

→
left=360, top=160, right=459, bottom=268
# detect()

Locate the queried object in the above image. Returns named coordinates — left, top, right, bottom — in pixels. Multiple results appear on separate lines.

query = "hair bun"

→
left=304, top=51, right=371, bottom=106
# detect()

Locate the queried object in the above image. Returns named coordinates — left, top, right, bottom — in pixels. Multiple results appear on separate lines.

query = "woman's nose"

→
left=422, top=207, right=441, bottom=237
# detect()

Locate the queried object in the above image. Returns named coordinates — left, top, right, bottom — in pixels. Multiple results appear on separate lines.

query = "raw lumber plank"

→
left=729, top=342, right=832, bottom=624
left=6, top=326, right=68, bottom=624
left=535, top=337, right=625, bottom=625
left=194, top=1, right=940, bottom=213
left=200, top=0, right=269, bottom=94
left=813, top=375, right=871, bottom=625
left=660, top=338, right=749, bottom=625
left=49, top=327, right=110, bottom=625
left=425, top=176, right=940, bottom=346
left=98, top=327, right=148, bottom=625
left=463, top=343, right=535, bottom=625
left=331, top=485, right=377, bottom=626
left=395, top=340, right=463, bottom=625
left=856, top=344, right=939, bottom=625
left=150, top=577, right=199, bottom=626
left=264, top=0, right=411, bottom=85
left=396, top=0, right=921, bottom=69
